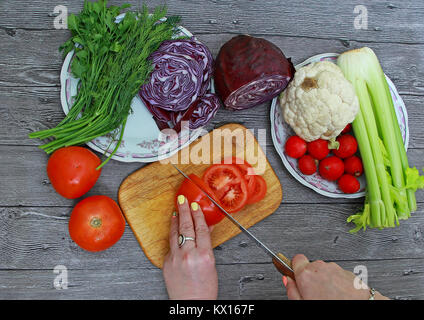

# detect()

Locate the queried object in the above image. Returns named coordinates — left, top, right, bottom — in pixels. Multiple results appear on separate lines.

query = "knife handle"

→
left=272, top=253, right=295, bottom=279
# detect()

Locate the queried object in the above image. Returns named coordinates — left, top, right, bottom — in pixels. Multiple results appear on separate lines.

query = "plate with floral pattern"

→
left=270, top=53, right=409, bottom=198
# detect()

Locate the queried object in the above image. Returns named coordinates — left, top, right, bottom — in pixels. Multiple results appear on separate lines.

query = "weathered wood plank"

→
left=1, top=28, right=424, bottom=94
left=0, top=145, right=423, bottom=207
left=0, top=0, right=422, bottom=44
left=0, top=259, right=423, bottom=299
left=1, top=203, right=424, bottom=272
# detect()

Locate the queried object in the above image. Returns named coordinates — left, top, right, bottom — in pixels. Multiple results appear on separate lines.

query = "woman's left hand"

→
left=163, top=195, right=218, bottom=300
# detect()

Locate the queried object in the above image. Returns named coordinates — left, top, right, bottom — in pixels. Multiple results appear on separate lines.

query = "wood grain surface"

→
left=1, top=0, right=424, bottom=300
left=118, top=123, right=282, bottom=268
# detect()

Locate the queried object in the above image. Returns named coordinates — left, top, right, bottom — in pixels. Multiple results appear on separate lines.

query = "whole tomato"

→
left=333, top=135, right=358, bottom=159
left=47, top=146, right=102, bottom=199
left=285, top=136, right=307, bottom=159
left=307, top=139, right=329, bottom=160
left=69, top=195, right=126, bottom=252
left=344, top=156, right=363, bottom=177
left=319, top=156, right=345, bottom=181
left=298, top=155, right=317, bottom=175
left=338, top=174, right=360, bottom=194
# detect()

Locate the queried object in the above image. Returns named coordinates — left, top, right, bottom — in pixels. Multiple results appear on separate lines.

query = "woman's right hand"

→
left=285, top=254, right=389, bottom=300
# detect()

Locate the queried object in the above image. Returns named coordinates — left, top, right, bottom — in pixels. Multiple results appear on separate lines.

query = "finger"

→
left=209, top=225, right=215, bottom=234
left=286, top=276, right=303, bottom=300
left=168, top=211, right=179, bottom=252
left=176, top=195, right=196, bottom=249
left=190, top=202, right=212, bottom=249
left=292, top=254, right=310, bottom=276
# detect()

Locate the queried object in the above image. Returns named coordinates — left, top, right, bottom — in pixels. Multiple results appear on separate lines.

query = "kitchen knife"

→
left=172, top=164, right=295, bottom=279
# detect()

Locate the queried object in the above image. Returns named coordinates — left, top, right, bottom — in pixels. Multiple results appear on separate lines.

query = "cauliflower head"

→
left=279, top=61, right=359, bottom=142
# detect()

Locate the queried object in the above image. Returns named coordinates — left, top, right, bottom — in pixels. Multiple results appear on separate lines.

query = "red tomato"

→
left=285, top=136, right=307, bottom=159
left=221, top=156, right=257, bottom=198
left=176, top=174, right=225, bottom=226
left=203, top=164, right=248, bottom=213
left=341, top=123, right=352, bottom=134
left=47, top=146, right=102, bottom=199
left=246, top=175, right=267, bottom=204
left=68, top=195, right=126, bottom=252
left=319, top=156, right=345, bottom=181
left=298, top=155, right=317, bottom=175
left=307, top=139, right=329, bottom=160
left=338, top=174, right=360, bottom=194
left=333, top=135, right=358, bottom=159
left=344, top=156, right=363, bottom=177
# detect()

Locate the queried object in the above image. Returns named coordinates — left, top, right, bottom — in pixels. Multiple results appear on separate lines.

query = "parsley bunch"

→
left=30, top=0, right=180, bottom=168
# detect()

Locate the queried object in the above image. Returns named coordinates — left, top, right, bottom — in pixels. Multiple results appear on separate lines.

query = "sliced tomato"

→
left=221, top=157, right=257, bottom=199
left=246, top=175, right=267, bottom=204
left=202, top=164, right=248, bottom=213
left=176, top=174, right=225, bottom=226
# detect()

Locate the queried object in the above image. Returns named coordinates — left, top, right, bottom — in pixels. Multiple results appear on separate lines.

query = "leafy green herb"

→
left=29, top=0, right=181, bottom=168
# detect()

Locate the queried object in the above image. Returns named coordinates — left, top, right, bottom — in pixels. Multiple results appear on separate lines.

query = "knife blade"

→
left=172, top=163, right=294, bottom=278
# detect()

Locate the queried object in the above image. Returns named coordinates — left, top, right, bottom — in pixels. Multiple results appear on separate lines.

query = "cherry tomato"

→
left=298, top=155, right=317, bottom=175
left=341, top=123, right=352, bottom=134
left=285, top=136, right=307, bottom=159
left=176, top=174, right=225, bottom=226
left=68, top=195, right=126, bottom=252
left=307, top=139, right=329, bottom=160
left=246, top=175, right=267, bottom=204
left=47, top=146, right=101, bottom=199
left=333, top=135, right=358, bottom=159
left=319, top=156, right=345, bottom=181
left=203, top=164, right=248, bottom=213
left=344, top=156, right=363, bottom=177
left=338, top=174, right=360, bottom=194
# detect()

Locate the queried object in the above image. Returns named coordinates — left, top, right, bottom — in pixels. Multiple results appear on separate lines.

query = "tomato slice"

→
left=202, top=164, right=248, bottom=213
left=246, top=175, right=267, bottom=204
left=176, top=174, right=225, bottom=226
left=221, top=157, right=257, bottom=199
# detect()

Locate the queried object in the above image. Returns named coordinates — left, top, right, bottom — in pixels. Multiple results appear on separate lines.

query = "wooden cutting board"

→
left=118, top=123, right=283, bottom=268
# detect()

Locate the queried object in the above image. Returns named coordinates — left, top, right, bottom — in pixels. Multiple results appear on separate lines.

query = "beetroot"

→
left=214, top=35, right=295, bottom=110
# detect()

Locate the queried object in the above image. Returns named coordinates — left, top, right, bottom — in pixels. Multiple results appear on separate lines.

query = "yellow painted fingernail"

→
left=177, top=195, right=185, bottom=205
left=191, top=202, right=199, bottom=211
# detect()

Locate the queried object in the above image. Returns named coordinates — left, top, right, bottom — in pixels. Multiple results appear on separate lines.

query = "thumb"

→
left=292, top=254, right=310, bottom=276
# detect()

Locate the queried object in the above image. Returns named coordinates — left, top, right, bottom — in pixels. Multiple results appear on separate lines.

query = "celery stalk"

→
left=382, top=72, right=416, bottom=213
left=338, top=47, right=424, bottom=231
left=350, top=105, right=383, bottom=229
left=357, top=79, right=397, bottom=227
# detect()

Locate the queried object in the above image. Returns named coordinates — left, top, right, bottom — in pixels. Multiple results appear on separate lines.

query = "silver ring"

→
left=178, top=234, right=195, bottom=247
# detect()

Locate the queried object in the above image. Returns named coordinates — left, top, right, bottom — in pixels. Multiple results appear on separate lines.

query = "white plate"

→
left=270, top=53, right=409, bottom=199
left=60, top=15, right=204, bottom=163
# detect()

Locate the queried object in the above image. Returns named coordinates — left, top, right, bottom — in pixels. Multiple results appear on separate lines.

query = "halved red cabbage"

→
left=172, top=93, right=221, bottom=131
left=214, top=35, right=295, bottom=110
left=158, top=37, right=213, bottom=96
left=143, top=100, right=173, bottom=130
left=139, top=51, right=204, bottom=112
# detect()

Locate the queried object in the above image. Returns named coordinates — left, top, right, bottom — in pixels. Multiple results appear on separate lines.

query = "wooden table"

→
left=1, top=0, right=423, bottom=300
